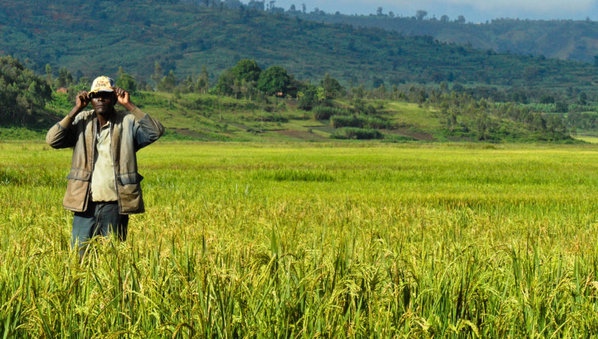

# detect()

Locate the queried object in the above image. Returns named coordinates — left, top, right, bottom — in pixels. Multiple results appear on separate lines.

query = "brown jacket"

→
left=46, top=107, right=164, bottom=214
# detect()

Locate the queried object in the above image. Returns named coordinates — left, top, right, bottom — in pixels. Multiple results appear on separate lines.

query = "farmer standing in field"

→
left=46, top=76, right=164, bottom=256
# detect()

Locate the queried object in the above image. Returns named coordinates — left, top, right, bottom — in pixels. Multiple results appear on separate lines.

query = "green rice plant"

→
left=3, top=142, right=598, bottom=337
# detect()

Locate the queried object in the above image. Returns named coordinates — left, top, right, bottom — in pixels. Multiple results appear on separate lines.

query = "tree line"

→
left=115, top=58, right=593, bottom=141
left=2, top=54, right=595, bottom=142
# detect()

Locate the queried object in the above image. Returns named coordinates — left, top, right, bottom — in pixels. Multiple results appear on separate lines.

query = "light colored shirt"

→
left=91, top=123, right=118, bottom=202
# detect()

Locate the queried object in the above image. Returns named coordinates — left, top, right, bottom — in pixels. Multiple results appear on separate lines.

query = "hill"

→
left=0, top=51, right=586, bottom=145
left=0, top=0, right=596, bottom=102
left=36, top=89, right=574, bottom=144
left=292, top=12, right=598, bottom=65
left=0, top=51, right=577, bottom=144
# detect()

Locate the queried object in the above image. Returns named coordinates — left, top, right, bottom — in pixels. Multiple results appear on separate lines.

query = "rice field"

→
left=2, top=141, right=598, bottom=337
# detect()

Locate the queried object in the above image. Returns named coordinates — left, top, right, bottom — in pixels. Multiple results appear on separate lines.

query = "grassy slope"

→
left=0, top=90, right=577, bottom=143
left=8, top=90, right=417, bottom=142
left=83, top=92, right=442, bottom=142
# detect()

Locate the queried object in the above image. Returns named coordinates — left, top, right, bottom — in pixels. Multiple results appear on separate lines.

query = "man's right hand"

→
left=74, top=91, right=90, bottom=111
left=59, top=91, right=90, bottom=128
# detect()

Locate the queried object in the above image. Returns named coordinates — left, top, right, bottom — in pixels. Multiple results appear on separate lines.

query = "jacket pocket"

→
left=117, top=172, right=144, bottom=213
left=63, top=176, right=91, bottom=212
left=118, top=172, right=144, bottom=185
left=67, top=168, right=92, bottom=181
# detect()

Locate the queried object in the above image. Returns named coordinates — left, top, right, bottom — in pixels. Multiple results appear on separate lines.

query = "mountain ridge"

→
left=292, top=13, right=598, bottom=64
left=0, top=0, right=596, bottom=100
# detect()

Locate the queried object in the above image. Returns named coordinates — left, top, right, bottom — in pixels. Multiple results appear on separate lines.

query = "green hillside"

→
left=33, top=89, right=570, bottom=143
left=1, top=0, right=597, bottom=143
left=296, top=12, right=598, bottom=64
left=0, top=53, right=578, bottom=144
left=1, top=0, right=596, bottom=100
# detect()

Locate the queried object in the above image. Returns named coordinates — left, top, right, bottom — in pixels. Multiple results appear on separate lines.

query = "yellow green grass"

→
left=2, top=141, right=598, bottom=337
left=575, top=135, right=598, bottom=144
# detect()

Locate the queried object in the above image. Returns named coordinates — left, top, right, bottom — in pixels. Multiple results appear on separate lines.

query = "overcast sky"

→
left=267, top=0, right=598, bottom=22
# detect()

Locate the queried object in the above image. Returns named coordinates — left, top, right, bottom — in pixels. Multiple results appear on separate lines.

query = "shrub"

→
left=312, top=106, right=351, bottom=120
left=331, top=127, right=384, bottom=140
left=331, top=115, right=394, bottom=129
left=363, top=115, right=394, bottom=129
left=330, top=115, right=362, bottom=128
left=254, top=113, right=288, bottom=123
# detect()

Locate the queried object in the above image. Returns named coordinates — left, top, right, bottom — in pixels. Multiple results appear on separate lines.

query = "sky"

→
left=267, top=0, right=598, bottom=23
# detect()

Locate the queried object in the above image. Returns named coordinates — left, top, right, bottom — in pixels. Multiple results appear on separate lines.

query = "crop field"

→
left=2, top=141, right=598, bottom=337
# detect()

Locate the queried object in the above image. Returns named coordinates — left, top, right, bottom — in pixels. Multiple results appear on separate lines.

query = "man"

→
left=46, top=76, right=165, bottom=255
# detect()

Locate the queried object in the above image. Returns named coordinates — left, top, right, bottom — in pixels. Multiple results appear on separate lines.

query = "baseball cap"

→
left=89, top=76, right=115, bottom=93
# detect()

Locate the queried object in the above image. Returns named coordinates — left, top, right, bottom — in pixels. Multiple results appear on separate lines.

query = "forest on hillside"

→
left=0, top=0, right=596, bottom=101
left=2, top=54, right=596, bottom=143
left=291, top=10, right=598, bottom=65
left=0, top=0, right=597, bottom=142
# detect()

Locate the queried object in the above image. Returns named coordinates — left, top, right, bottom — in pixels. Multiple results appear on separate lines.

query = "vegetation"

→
left=3, top=55, right=593, bottom=143
left=3, top=142, right=598, bottom=336
left=2, top=2, right=598, bottom=337
left=1, top=0, right=596, bottom=104
left=294, top=11, right=598, bottom=64
left=0, top=1, right=596, bottom=143
left=0, top=56, right=53, bottom=127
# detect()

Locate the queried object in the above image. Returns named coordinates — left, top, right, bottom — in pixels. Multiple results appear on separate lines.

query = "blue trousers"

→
left=72, top=201, right=129, bottom=255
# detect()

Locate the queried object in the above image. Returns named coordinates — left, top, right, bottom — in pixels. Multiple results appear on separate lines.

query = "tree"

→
left=578, top=92, right=588, bottom=105
left=257, top=66, right=290, bottom=96
left=197, top=65, right=210, bottom=94
left=45, top=64, right=53, bottom=87
left=116, top=67, right=138, bottom=93
left=416, top=10, right=427, bottom=21
left=0, top=56, right=52, bottom=126
left=216, top=59, right=261, bottom=98
left=230, top=59, right=261, bottom=83
left=223, top=0, right=243, bottom=9
left=555, top=101, right=569, bottom=113
left=56, top=67, right=73, bottom=88
left=320, top=73, right=343, bottom=100
left=247, top=0, right=265, bottom=11
left=158, top=70, right=177, bottom=92
left=151, top=61, right=163, bottom=89
left=215, top=69, right=236, bottom=96
left=297, top=83, right=318, bottom=110
left=178, top=75, right=195, bottom=93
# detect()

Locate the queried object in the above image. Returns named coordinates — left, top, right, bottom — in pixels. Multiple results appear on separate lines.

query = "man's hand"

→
left=114, top=87, right=136, bottom=111
left=114, top=87, right=144, bottom=114
left=58, top=91, right=90, bottom=128
left=68, top=91, right=90, bottom=119
left=75, top=91, right=90, bottom=110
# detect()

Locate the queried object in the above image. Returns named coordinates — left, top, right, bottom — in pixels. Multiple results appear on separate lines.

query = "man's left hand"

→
left=114, top=87, right=136, bottom=111
left=114, top=87, right=130, bottom=106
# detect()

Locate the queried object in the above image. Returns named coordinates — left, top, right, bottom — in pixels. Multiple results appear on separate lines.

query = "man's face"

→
left=90, top=91, right=116, bottom=116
